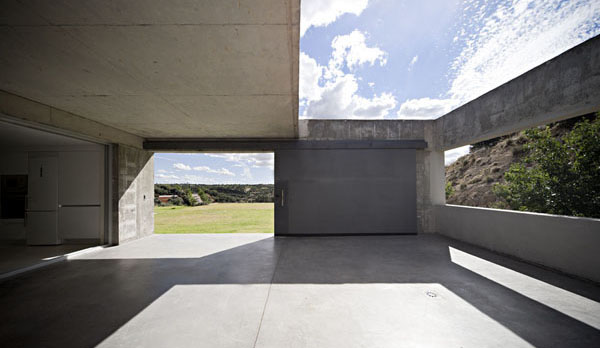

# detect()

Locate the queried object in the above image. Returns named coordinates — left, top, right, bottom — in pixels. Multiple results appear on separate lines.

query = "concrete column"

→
left=416, top=149, right=445, bottom=233
left=111, top=145, right=154, bottom=244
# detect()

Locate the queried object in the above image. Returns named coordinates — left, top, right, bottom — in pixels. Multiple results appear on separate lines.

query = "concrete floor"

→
left=0, top=234, right=599, bottom=348
left=0, top=243, right=95, bottom=277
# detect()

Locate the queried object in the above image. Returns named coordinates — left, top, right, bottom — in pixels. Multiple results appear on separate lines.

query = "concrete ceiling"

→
left=0, top=0, right=299, bottom=139
left=0, top=121, right=92, bottom=148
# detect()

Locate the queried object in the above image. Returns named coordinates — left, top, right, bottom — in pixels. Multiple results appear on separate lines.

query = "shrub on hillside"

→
left=494, top=115, right=600, bottom=218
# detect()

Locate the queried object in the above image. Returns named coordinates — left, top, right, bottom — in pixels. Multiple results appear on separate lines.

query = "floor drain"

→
left=426, top=291, right=438, bottom=298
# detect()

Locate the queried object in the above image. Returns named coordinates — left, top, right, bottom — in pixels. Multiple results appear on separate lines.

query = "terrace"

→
left=0, top=1, right=599, bottom=347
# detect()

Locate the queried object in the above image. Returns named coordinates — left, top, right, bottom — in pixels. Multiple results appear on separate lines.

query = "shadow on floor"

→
left=0, top=234, right=598, bottom=347
left=0, top=243, right=96, bottom=276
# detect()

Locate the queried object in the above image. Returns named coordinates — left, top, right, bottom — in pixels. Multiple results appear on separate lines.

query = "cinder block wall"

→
left=113, top=145, right=154, bottom=244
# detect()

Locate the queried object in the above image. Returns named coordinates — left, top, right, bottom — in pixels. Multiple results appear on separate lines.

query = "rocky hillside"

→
left=445, top=133, right=527, bottom=208
left=445, top=115, right=592, bottom=208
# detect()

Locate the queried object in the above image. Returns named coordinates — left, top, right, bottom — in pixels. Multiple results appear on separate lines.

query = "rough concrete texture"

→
left=1, top=234, right=599, bottom=347
left=436, top=204, right=600, bottom=283
left=0, top=90, right=142, bottom=148
left=0, top=0, right=299, bottom=139
left=438, top=35, right=600, bottom=150
left=115, top=145, right=154, bottom=244
left=300, top=119, right=444, bottom=233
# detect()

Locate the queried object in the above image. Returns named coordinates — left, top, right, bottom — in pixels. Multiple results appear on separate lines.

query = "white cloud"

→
left=301, top=0, right=369, bottom=36
left=437, top=0, right=600, bottom=164
left=397, top=97, right=457, bottom=120
left=157, top=169, right=167, bottom=173
left=173, top=163, right=191, bottom=171
left=408, top=55, right=418, bottom=71
left=193, top=166, right=235, bottom=176
left=303, top=74, right=396, bottom=119
left=240, top=167, right=252, bottom=180
left=445, top=145, right=470, bottom=166
left=205, top=153, right=274, bottom=170
left=299, top=52, right=324, bottom=102
left=397, top=0, right=600, bottom=124
left=448, top=0, right=600, bottom=106
left=181, top=175, right=216, bottom=184
left=329, top=30, right=387, bottom=71
left=156, top=173, right=180, bottom=179
left=301, top=31, right=395, bottom=119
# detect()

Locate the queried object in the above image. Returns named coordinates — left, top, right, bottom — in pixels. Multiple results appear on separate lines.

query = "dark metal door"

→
left=274, top=148, right=417, bottom=235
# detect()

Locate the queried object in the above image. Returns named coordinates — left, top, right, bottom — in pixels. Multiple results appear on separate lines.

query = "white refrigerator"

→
left=26, top=154, right=61, bottom=245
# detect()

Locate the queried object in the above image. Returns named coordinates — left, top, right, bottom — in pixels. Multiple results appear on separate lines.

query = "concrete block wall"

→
left=114, top=145, right=154, bottom=244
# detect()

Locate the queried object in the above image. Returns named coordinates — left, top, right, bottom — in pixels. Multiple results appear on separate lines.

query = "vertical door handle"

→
left=280, top=189, right=284, bottom=207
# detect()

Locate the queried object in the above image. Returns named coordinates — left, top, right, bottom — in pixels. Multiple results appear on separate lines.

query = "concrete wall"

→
left=437, top=35, right=600, bottom=150
left=436, top=204, right=600, bottom=283
left=114, top=145, right=154, bottom=244
left=299, top=119, right=443, bottom=233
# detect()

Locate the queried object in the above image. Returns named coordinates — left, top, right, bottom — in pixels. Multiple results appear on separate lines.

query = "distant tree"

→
left=168, top=196, right=185, bottom=206
left=181, top=189, right=198, bottom=206
left=196, top=188, right=211, bottom=204
left=494, top=115, right=600, bottom=218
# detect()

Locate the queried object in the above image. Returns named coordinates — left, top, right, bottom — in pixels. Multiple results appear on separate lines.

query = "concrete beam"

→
left=301, top=119, right=426, bottom=139
left=438, top=35, right=600, bottom=150
left=144, top=139, right=427, bottom=152
left=0, top=90, right=143, bottom=148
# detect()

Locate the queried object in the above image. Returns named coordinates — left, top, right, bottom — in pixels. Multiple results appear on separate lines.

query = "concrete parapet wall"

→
left=438, top=35, right=600, bottom=150
left=436, top=204, right=600, bottom=283
left=299, top=119, right=442, bottom=149
left=114, top=145, right=154, bottom=244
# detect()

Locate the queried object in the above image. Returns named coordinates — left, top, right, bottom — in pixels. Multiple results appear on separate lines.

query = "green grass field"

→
left=154, top=203, right=274, bottom=234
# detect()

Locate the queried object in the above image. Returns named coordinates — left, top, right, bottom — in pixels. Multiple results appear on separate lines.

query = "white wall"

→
left=58, top=149, right=105, bottom=241
left=0, top=145, right=105, bottom=243
left=436, top=204, right=600, bottom=283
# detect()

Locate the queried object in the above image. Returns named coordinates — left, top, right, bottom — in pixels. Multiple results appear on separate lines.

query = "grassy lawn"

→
left=154, top=203, right=274, bottom=234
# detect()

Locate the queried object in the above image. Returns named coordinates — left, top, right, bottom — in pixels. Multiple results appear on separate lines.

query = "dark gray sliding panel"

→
left=274, top=149, right=417, bottom=235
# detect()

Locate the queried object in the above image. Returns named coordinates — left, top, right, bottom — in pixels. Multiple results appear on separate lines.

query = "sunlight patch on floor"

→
left=97, top=284, right=533, bottom=348
left=449, top=246, right=600, bottom=329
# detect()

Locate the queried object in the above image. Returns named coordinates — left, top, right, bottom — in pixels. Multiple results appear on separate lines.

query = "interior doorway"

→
left=0, top=119, right=108, bottom=277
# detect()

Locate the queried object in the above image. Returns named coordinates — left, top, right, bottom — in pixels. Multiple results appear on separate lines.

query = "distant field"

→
left=154, top=203, right=274, bottom=234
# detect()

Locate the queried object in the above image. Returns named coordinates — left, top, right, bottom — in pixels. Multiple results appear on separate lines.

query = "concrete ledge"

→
left=144, top=139, right=427, bottom=151
left=435, top=204, right=600, bottom=283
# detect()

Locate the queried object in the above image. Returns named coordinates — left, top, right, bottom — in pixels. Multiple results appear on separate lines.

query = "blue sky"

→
left=155, top=0, right=600, bottom=184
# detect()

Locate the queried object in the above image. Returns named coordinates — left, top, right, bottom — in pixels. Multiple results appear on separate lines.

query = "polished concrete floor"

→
left=0, top=243, right=94, bottom=276
left=1, top=233, right=599, bottom=347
